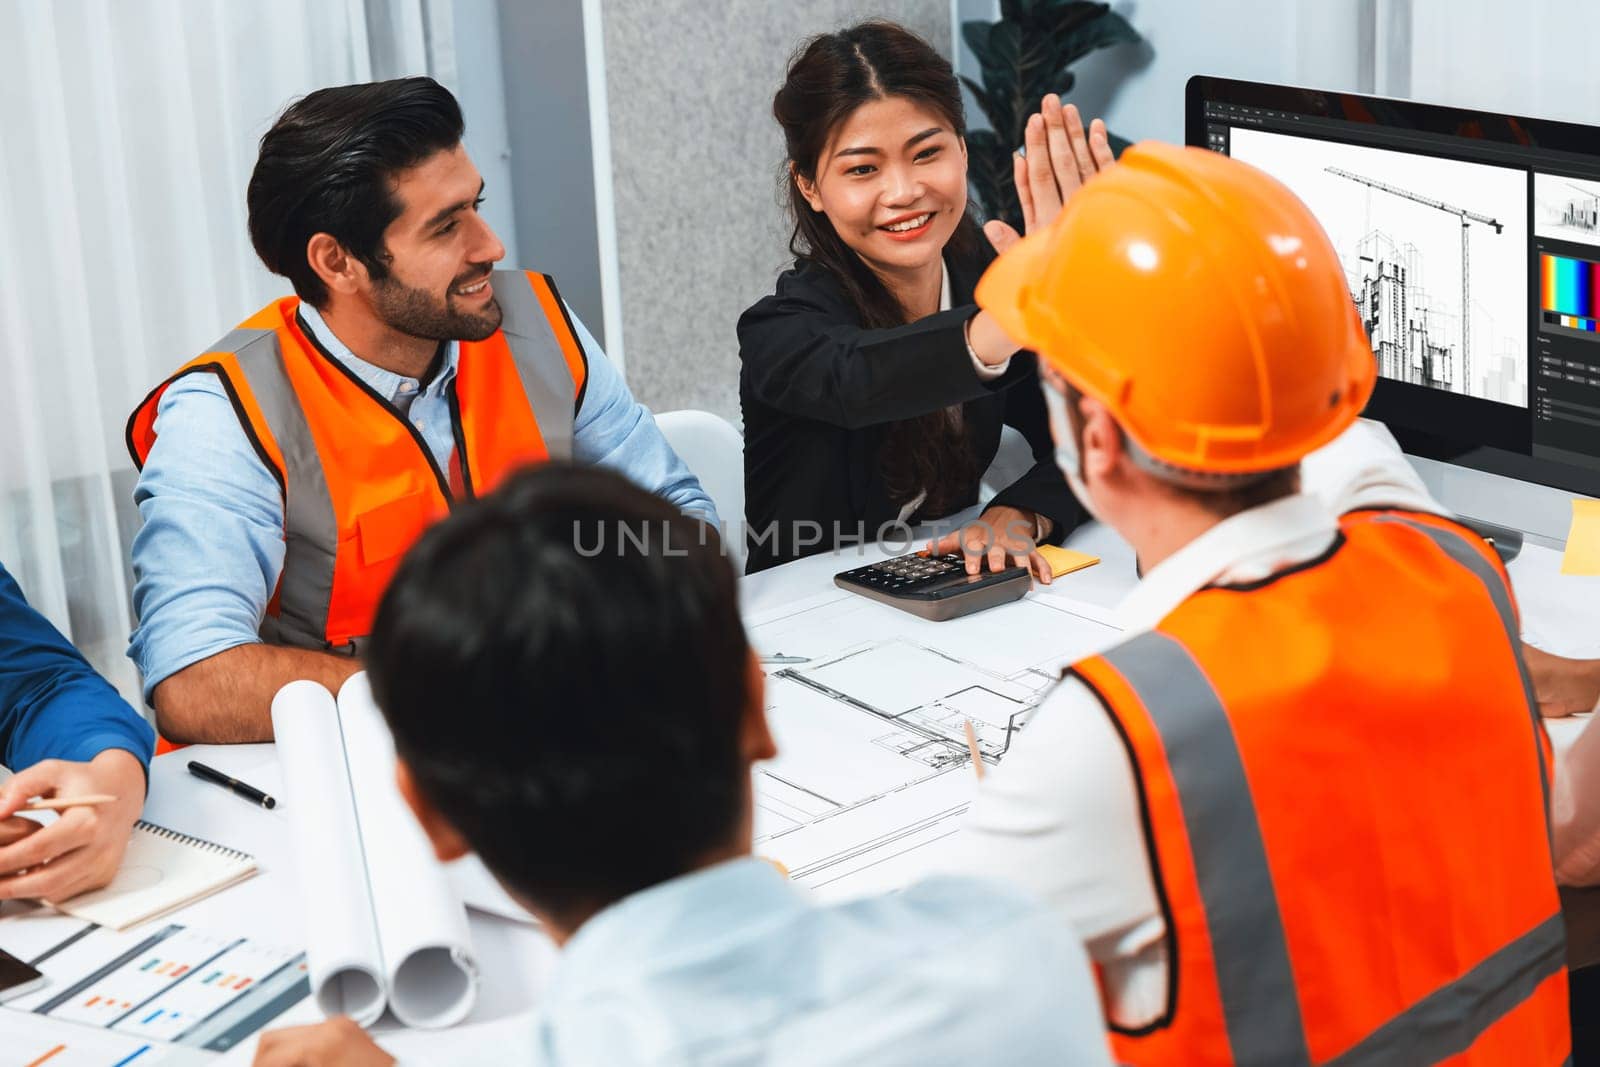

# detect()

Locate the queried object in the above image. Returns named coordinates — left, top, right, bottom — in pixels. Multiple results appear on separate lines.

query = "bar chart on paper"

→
left=0, top=1012, right=156, bottom=1066
left=0, top=909, right=310, bottom=1062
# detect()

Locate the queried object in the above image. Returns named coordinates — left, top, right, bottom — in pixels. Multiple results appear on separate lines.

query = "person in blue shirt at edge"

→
left=249, top=464, right=1112, bottom=1067
left=0, top=563, right=153, bottom=904
left=737, top=20, right=1112, bottom=575
left=126, top=77, right=714, bottom=746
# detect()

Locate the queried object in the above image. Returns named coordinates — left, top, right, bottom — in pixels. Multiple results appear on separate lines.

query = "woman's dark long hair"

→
left=775, top=21, right=982, bottom=518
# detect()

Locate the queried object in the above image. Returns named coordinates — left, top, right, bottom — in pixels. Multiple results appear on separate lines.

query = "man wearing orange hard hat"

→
left=950, top=142, right=1570, bottom=1064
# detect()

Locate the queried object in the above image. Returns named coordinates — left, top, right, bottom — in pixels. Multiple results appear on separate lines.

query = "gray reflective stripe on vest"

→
left=491, top=269, right=579, bottom=460
left=225, top=330, right=341, bottom=652
left=1325, top=913, right=1565, bottom=1066
left=1369, top=516, right=1553, bottom=824
left=1100, top=631, right=1313, bottom=1066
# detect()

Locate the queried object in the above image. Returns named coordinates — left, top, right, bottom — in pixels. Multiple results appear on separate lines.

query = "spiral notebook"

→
left=45, top=820, right=258, bottom=930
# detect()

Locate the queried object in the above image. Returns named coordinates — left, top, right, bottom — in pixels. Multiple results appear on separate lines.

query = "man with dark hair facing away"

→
left=250, top=464, right=1111, bottom=1066
left=127, top=77, right=713, bottom=744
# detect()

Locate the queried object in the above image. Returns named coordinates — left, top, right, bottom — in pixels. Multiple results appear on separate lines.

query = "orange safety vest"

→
left=1072, top=509, right=1568, bottom=1065
left=127, top=269, right=587, bottom=652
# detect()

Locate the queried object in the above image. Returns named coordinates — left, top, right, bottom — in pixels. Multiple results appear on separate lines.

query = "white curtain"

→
left=0, top=0, right=458, bottom=703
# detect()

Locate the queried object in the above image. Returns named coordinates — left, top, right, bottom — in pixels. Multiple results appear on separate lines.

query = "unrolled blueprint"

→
left=747, top=588, right=1122, bottom=898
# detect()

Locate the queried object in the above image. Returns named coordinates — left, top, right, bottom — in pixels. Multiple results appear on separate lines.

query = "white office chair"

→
left=654, top=409, right=746, bottom=573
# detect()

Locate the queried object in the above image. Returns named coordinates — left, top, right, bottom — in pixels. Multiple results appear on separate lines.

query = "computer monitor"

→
left=1186, top=77, right=1600, bottom=532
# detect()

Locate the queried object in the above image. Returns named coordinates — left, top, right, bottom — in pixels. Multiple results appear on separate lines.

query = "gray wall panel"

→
left=450, top=0, right=522, bottom=270
left=499, top=0, right=606, bottom=342
left=601, top=1, right=951, bottom=423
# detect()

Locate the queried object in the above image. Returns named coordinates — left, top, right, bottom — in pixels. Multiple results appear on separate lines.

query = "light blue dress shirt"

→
left=527, top=858, right=1113, bottom=1066
left=128, top=302, right=715, bottom=700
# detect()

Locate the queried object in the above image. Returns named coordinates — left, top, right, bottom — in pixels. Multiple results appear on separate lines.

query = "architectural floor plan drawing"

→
left=777, top=639, right=1055, bottom=771
left=747, top=588, right=1122, bottom=898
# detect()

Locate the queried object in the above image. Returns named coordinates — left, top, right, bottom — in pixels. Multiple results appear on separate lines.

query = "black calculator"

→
left=834, top=552, right=1032, bottom=621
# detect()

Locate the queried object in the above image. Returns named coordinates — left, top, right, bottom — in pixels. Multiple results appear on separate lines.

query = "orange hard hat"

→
left=977, top=142, right=1375, bottom=477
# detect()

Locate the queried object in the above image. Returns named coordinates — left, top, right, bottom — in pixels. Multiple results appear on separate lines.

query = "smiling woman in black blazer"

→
left=738, top=20, right=1112, bottom=574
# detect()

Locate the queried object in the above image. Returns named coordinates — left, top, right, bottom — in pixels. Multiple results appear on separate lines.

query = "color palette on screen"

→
left=1542, top=253, right=1600, bottom=318
left=1543, top=310, right=1600, bottom=332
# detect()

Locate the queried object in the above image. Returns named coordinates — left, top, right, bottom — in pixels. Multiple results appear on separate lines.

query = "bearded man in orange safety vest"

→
left=125, top=77, right=715, bottom=745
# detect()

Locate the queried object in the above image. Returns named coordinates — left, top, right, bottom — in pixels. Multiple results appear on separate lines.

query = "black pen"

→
left=188, top=760, right=277, bottom=809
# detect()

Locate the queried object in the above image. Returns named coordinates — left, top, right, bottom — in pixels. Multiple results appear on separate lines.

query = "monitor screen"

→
left=1187, top=76, right=1600, bottom=498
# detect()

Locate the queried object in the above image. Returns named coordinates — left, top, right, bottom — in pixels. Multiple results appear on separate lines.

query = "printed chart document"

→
left=748, top=586, right=1123, bottom=899
left=272, top=675, right=478, bottom=1030
left=0, top=903, right=310, bottom=1058
left=0, top=1011, right=159, bottom=1067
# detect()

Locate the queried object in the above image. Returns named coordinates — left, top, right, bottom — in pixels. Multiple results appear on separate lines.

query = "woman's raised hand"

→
left=1020, top=95, right=1113, bottom=231
left=984, top=96, right=1114, bottom=254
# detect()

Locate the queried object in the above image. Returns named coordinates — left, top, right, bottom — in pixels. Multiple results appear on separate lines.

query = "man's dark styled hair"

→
left=367, top=464, right=752, bottom=927
left=247, top=76, right=464, bottom=307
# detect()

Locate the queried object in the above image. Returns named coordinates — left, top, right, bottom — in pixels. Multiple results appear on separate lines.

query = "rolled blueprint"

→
left=337, top=673, right=479, bottom=1028
left=271, top=681, right=386, bottom=1027
left=272, top=675, right=480, bottom=1030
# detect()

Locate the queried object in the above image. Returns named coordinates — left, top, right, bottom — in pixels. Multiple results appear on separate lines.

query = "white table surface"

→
left=745, top=517, right=1598, bottom=743
left=740, top=507, right=1139, bottom=616
left=37, top=512, right=1600, bottom=1062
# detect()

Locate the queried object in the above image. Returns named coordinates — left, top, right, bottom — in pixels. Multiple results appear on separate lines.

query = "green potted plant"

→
left=961, top=0, right=1144, bottom=230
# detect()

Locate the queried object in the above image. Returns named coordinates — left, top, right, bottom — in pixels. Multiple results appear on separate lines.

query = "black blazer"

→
left=737, top=246, right=1086, bottom=573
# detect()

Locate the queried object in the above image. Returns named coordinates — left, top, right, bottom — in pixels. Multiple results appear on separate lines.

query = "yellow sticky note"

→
left=1561, top=499, right=1600, bottom=576
left=1037, top=544, right=1100, bottom=579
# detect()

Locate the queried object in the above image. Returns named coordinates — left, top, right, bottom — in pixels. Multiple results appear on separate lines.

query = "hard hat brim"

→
left=976, top=222, right=1377, bottom=475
